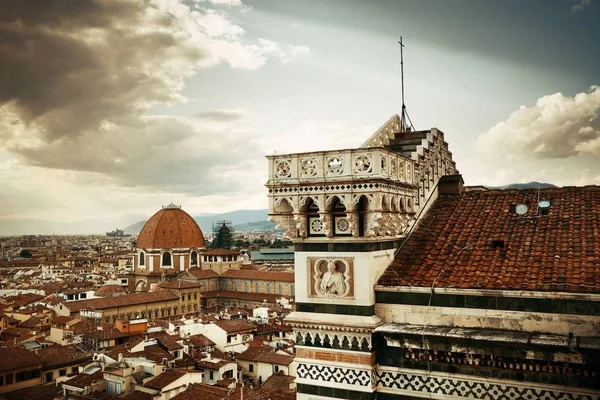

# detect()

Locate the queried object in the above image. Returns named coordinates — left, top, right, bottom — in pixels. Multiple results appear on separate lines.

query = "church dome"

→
left=137, top=204, right=206, bottom=249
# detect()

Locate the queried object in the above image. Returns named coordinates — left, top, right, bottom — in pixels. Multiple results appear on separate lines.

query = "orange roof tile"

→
left=379, top=185, right=600, bottom=293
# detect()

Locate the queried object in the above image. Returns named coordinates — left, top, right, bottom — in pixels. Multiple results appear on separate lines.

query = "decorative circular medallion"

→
left=311, top=219, right=324, bottom=232
left=336, top=218, right=350, bottom=232
left=327, top=157, right=343, bottom=175
left=354, top=155, right=372, bottom=173
left=276, top=160, right=291, bottom=178
left=301, top=158, right=317, bottom=177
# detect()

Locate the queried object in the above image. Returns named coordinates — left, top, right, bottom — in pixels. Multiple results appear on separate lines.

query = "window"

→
left=191, top=251, right=198, bottom=266
left=188, top=294, right=191, bottom=301
left=224, top=369, right=233, bottom=378
left=209, top=371, right=214, bottom=380
left=249, top=364, right=254, bottom=373
left=255, top=283, right=259, bottom=293
left=194, top=292, right=197, bottom=300
left=227, top=335, right=232, bottom=343
left=279, top=284, right=282, bottom=295
left=6, top=373, right=13, bottom=385
left=274, top=365, right=279, bottom=372
left=58, top=369, right=67, bottom=377
left=139, top=252, right=145, bottom=266
left=181, top=295, right=185, bottom=301
left=162, top=252, right=172, bottom=267
left=45, top=372, right=52, bottom=383
left=81, top=293, right=87, bottom=299
left=16, top=369, right=40, bottom=382
left=0, top=375, right=4, bottom=386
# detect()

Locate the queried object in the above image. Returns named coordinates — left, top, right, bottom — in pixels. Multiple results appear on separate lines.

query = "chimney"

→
left=438, top=175, right=464, bottom=196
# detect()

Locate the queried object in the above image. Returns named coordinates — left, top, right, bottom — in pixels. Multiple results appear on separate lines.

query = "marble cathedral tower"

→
left=266, top=114, right=457, bottom=399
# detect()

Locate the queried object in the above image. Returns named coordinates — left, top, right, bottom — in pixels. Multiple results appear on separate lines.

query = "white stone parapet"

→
left=266, top=147, right=417, bottom=186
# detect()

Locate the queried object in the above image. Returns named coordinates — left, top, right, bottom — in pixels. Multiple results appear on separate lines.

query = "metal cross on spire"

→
left=398, top=36, right=415, bottom=132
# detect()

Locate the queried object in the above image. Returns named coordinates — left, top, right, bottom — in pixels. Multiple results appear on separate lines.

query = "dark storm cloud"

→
left=0, top=0, right=265, bottom=194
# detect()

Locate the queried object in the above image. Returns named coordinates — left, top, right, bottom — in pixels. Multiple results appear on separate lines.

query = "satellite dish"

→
left=515, top=204, right=528, bottom=215
left=538, top=200, right=551, bottom=209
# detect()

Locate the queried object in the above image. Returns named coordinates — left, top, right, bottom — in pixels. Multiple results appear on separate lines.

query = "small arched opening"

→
left=304, top=198, right=323, bottom=237
left=161, top=252, right=172, bottom=267
left=356, top=195, right=369, bottom=237
left=191, top=251, right=198, bottom=267
left=328, top=196, right=350, bottom=236
left=138, top=251, right=145, bottom=267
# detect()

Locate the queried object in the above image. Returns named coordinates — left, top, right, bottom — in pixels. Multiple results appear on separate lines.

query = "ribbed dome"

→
left=137, top=204, right=205, bottom=249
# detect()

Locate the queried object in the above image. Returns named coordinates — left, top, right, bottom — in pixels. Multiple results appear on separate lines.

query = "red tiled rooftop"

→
left=0, top=345, right=42, bottom=371
left=188, top=268, right=219, bottom=279
left=378, top=185, right=600, bottom=293
left=202, top=248, right=240, bottom=256
left=212, top=319, right=256, bottom=334
left=144, top=369, right=187, bottom=390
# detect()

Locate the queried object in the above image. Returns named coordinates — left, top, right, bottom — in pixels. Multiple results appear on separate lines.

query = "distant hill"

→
left=0, top=213, right=148, bottom=236
left=489, top=182, right=557, bottom=190
left=123, top=209, right=273, bottom=235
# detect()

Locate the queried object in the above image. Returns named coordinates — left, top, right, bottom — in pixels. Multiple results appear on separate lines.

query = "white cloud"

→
left=463, top=86, right=600, bottom=187
left=475, top=86, right=600, bottom=159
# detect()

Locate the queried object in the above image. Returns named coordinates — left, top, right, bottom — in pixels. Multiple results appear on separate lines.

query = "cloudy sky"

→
left=0, top=0, right=599, bottom=224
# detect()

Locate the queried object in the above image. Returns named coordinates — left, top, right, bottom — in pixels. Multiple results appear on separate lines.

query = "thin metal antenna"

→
left=398, top=37, right=415, bottom=132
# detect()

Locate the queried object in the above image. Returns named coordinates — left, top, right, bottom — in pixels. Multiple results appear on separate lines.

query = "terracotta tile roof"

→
left=159, top=280, right=203, bottom=289
left=187, top=333, right=215, bottom=348
left=36, top=344, right=91, bottom=368
left=212, top=319, right=256, bottom=334
left=170, top=383, right=228, bottom=400
left=65, top=290, right=179, bottom=312
left=144, top=369, right=187, bottom=390
left=261, top=373, right=295, bottom=392
left=1, top=380, right=60, bottom=400
left=137, top=207, right=205, bottom=249
left=202, top=249, right=240, bottom=256
left=221, top=269, right=294, bottom=282
left=188, top=268, right=219, bottom=279
left=378, top=186, right=600, bottom=292
left=63, top=370, right=104, bottom=389
left=0, top=345, right=43, bottom=371
left=117, top=390, right=154, bottom=400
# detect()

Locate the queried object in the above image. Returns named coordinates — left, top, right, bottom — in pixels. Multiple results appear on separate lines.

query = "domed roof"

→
left=137, top=204, right=205, bottom=249
left=95, top=284, right=126, bottom=297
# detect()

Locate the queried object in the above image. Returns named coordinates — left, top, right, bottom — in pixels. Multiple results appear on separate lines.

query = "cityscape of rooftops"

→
left=0, top=1, right=599, bottom=400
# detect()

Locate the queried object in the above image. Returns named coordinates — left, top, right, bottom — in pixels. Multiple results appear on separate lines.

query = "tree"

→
left=19, top=249, right=32, bottom=258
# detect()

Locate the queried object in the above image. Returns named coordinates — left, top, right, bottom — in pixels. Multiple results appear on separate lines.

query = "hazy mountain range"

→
left=0, top=210, right=275, bottom=236
left=122, top=209, right=274, bottom=235
left=0, top=183, right=556, bottom=236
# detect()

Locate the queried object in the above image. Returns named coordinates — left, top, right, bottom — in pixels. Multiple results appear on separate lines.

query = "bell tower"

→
left=266, top=115, right=457, bottom=399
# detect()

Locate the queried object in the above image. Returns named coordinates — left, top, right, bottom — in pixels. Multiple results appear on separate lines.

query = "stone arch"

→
left=135, top=280, right=147, bottom=292
left=274, top=197, right=294, bottom=213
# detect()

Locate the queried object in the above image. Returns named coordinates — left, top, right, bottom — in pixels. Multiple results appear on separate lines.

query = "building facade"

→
left=271, top=115, right=600, bottom=399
